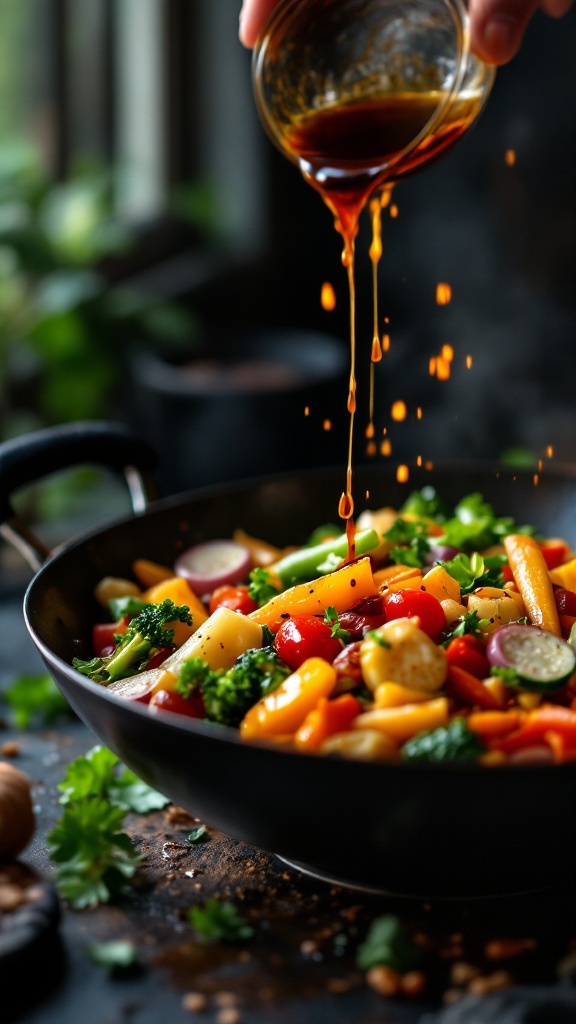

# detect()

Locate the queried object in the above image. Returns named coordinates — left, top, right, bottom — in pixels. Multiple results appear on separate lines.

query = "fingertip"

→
left=471, top=15, right=524, bottom=64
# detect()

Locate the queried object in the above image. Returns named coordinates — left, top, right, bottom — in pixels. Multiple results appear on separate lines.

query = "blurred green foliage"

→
left=0, top=142, right=203, bottom=439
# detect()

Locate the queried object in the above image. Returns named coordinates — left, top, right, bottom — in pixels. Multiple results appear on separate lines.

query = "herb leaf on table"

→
left=48, top=745, right=169, bottom=908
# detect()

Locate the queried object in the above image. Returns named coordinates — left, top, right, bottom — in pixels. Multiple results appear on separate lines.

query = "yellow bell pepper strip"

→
left=352, top=697, right=450, bottom=744
left=132, top=558, right=173, bottom=589
left=420, top=564, right=461, bottom=604
left=232, top=528, right=290, bottom=568
left=503, top=534, right=561, bottom=636
left=373, top=682, right=438, bottom=708
left=94, top=576, right=142, bottom=609
left=248, top=557, right=378, bottom=631
left=240, top=657, right=337, bottom=740
left=373, top=564, right=422, bottom=590
left=142, top=576, right=209, bottom=645
left=549, top=555, right=576, bottom=593
left=294, top=693, right=363, bottom=752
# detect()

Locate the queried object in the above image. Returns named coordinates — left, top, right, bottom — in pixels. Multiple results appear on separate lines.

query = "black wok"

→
left=2, top=422, right=576, bottom=899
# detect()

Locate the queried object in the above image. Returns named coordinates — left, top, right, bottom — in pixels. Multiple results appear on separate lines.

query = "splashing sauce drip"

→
left=280, top=67, right=492, bottom=558
left=285, top=95, right=449, bottom=551
left=366, top=192, right=389, bottom=446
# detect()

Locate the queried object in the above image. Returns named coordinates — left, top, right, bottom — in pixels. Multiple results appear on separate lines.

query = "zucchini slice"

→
left=486, top=623, right=576, bottom=692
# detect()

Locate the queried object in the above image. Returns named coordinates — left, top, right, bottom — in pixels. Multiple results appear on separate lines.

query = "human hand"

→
left=468, top=0, right=574, bottom=64
left=239, top=0, right=574, bottom=65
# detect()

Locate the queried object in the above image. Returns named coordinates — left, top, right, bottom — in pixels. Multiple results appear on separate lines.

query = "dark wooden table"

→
left=1, top=583, right=575, bottom=1024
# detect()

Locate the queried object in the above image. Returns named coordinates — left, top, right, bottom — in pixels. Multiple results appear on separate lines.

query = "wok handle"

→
left=0, top=420, right=158, bottom=570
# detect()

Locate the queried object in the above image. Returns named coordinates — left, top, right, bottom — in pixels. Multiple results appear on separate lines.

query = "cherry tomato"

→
left=382, top=589, right=446, bottom=640
left=92, top=617, right=130, bottom=658
left=273, top=615, right=344, bottom=671
left=148, top=689, right=205, bottom=719
left=337, top=596, right=386, bottom=638
left=554, top=587, right=576, bottom=617
left=445, top=634, right=490, bottom=679
left=209, top=584, right=257, bottom=616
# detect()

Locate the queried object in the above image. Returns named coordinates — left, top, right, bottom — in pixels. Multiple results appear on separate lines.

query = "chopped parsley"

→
left=356, top=914, right=422, bottom=972
left=248, top=567, right=281, bottom=606
left=401, top=718, right=486, bottom=763
left=187, top=898, right=254, bottom=943
left=324, top=606, right=351, bottom=644
left=48, top=745, right=169, bottom=908
left=3, top=672, right=73, bottom=728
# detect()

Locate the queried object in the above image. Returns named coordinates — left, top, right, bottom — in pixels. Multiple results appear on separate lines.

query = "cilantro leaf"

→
left=442, top=610, right=489, bottom=643
left=3, top=672, right=73, bottom=728
left=356, top=914, right=421, bottom=973
left=324, top=606, right=351, bottom=644
left=187, top=898, right=255, bottom=943
left=401, top=718, right=486, bottom=763
left=439, top=552, right=504, bottom=595
left=88, top=940, right=142, bottom=975
left=47, top=797, right=144, bottom=908
left=438, top=493, right=535, bottom=552
left=384, top=518, right=431, bottom=568
left=48, top=745, right=169, bottom=909
left=187, top=825, right=210, bottom=844
left=57, top=745, right=169, bottom=812
left=399, top=486, right=450, bottom=521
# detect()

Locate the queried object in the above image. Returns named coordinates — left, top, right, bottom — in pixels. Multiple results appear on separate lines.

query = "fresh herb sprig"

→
left=187, top=897, right=254, bottom=943
left=47, top=745, right=169, bottom=908
left=3, top=672, right=73, bottom=728
left=356, top=914, right=422, bottom=973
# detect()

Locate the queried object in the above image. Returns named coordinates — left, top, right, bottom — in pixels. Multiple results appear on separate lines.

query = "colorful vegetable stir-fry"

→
left=73, top=489, right=576, bottom=764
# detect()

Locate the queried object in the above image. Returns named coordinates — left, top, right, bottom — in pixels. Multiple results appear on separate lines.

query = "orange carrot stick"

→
left=467, top=709, right=525, bottom=739
left=492, top=703, right=576, bottom=754
left=446, top=665, right=505, bottom=711
left=503, top=534, right=561, bottom=635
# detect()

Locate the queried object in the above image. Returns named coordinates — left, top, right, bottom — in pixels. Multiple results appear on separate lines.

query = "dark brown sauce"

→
left=285, top=93, right=450, bottom=553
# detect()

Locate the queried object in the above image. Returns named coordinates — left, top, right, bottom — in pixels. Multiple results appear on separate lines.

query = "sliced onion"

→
left=175, top=539, right=252, bottom=596
left=425, top=544, right=460, bottom=567
left=107, top=668, right=166, bottom=703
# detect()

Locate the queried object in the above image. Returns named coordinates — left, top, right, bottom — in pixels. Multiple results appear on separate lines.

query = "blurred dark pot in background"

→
left=130, top=329, right=349, bottom=495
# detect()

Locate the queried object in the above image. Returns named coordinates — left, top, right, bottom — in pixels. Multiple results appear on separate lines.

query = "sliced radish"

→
left=486, top=623, right=576, bottom=691
left=174, top=539, right=252, bottom=595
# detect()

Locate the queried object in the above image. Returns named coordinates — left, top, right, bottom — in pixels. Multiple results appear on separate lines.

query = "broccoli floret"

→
left=177, top=646, right=291, bottom=727
left=401, top=717, right=486, bottom=763
left=73, top=599, right=192, bottom=684
left=247, top=568, right=281, bottom=607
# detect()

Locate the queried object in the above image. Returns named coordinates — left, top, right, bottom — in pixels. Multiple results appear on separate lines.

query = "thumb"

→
left=468, top=0, right=538, bottom=64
